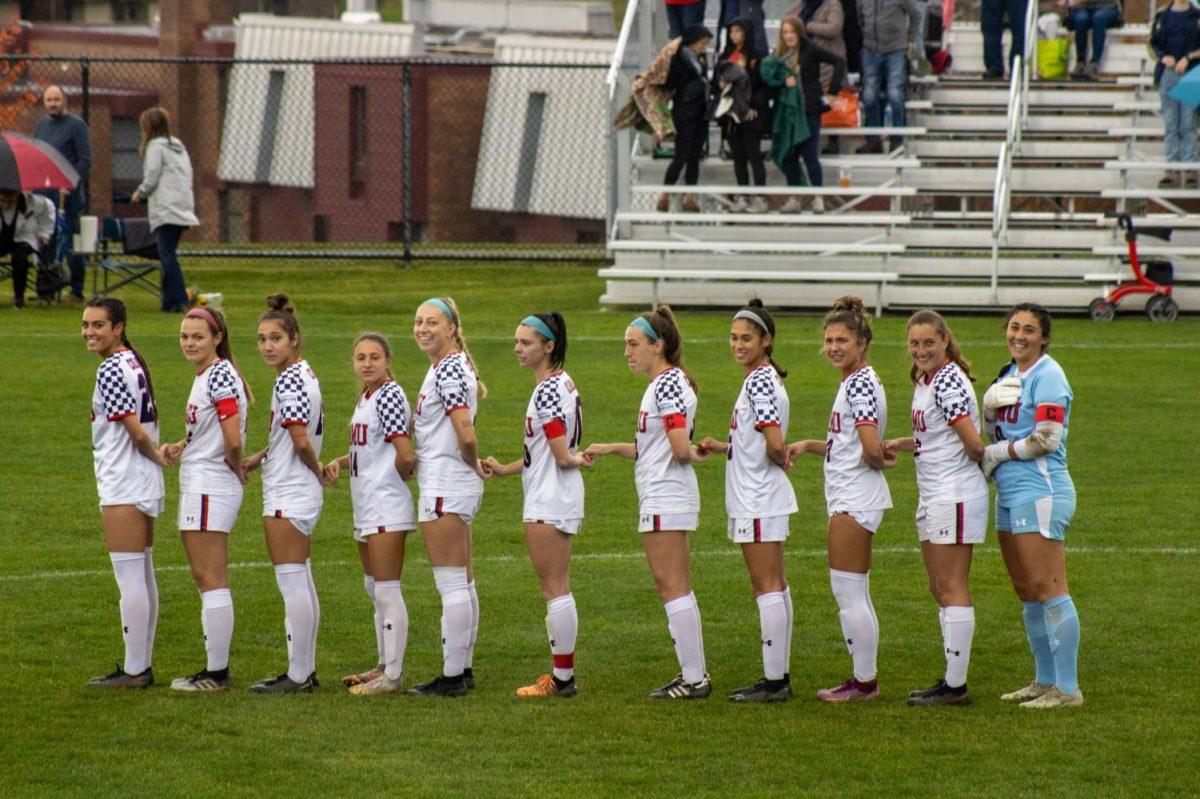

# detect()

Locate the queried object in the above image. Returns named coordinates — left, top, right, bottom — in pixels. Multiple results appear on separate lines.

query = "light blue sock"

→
left=1021, top=600, right=1056, bottom=686
left=1042, top=595, right=1080, bottom=695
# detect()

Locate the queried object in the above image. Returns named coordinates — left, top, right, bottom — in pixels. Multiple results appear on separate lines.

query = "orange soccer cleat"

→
left=516, top=673, right=577, bottom=698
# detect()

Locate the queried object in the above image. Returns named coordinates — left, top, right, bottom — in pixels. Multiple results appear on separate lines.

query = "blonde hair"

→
left=906, top=309, right=976, bottom=384
left=436, top=296, right=488, bottom=398
left=773, top=16, right=806, bottom=67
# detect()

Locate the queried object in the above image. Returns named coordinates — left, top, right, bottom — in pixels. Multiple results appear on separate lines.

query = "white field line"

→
left=1, top=545, right=1196, bottom=584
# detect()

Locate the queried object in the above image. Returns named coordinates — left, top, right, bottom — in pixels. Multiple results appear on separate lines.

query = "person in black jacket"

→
left=773, top=16, right=846, bottom=213
left=658, top=25, right=715, bottom=213
left=716, top=19, right=771, bottom=212
left=1150, top=0, right=1200, bottom=187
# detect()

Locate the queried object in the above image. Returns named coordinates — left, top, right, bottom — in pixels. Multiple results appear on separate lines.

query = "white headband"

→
left=733, top=309, right=770, bottom=333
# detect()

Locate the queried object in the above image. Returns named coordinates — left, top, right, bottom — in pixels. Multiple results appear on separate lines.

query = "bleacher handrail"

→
left=606, top=0, right=639, bottom=100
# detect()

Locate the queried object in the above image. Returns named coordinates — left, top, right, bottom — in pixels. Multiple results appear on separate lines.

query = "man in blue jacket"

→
left=34, top=85, right=92, bottom=302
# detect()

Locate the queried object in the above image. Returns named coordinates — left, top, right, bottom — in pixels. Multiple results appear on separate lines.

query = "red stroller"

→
left=1088, top=213, right=1178, bottom=322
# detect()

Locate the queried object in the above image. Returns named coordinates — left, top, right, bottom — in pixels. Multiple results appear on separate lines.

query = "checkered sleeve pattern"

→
left=747, top=367, right=781, bottom=428
left=435, top=354, right=469, bottom=410
left=846, top=371, right=879, bottom=425
left=274, top=364, right=311, bottom=425
left=653, top=369, right=687, bottom=416
left=376, top=382, right=409, bottom=439
left=533, top=377, right=567, bottom=425
left=207, top=360, right=241, bottom=403
left=97, top=356, right=137, bottom=420
left=932, top=365, right=973, bottom=424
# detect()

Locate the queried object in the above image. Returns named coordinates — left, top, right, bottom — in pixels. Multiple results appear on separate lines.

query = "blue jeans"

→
left=981, top=0, right=1029, bottom=75
left=666, top=1, right=705, bottom=40
left=155, top=223, right=189, bottom=311
left=798, top=113, right=824, bottom=186
left=1070, top=6, right=1121, bottom=64
left=861, top=49, right=907, bottom=146
left=1160, top=69, right=1198, bottom=163
left=36, top=188, right=86, bottom=297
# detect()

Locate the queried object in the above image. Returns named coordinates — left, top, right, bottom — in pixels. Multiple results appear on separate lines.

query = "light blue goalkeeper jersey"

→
left=992, top=354, right=1075, bottom=507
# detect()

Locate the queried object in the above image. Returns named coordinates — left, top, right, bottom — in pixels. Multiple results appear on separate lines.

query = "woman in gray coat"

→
left=130, top=107, right=199, bottom=313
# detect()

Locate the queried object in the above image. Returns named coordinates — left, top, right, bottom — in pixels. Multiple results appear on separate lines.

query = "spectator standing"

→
left=716, top=18, right=770, bottom=212
left=658, top=26, right=715, bottom=214
left=788, top=0, right=846, bottom=90
left=1150, top=0, right=1200, bottom=187
left=130, top=107, right=199, bottom=313
left=719, top=0, right=769, bottom=55
left=857, top=0, right=921, bottom=154
left=34, top=85, right=91, bottom=303
left=0, top=189, right=54, bottom=309
left=1066, top=0, right=1123, bottom=81
left=980, top=0, right=1030, bottom=79
left=667, top=0, right=707, bottom=40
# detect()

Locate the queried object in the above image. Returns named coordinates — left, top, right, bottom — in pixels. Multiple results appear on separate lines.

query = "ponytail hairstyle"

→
left=1005, top=302, right=1052, bottom=353
left=435, top=296, right=488, bottom=398
left=86, top=296, right=157, bottom=420
left=353, top=331, right=394, bottom=398
left=906, top=309, right=976, bottom=384
left=523, top=312, right=568, bottom=369
left=733, top=298, right=786, bottom=378
left=185, top=304, right=253, bottom=403
left=260, top=293, right=303, bottom=353
left=637, top=304, right=698, bottom=393
left=823, top=295, right=873, bottom=348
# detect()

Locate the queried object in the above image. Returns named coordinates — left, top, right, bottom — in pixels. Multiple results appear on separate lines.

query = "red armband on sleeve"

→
left=542, top=418, right=567, bottom=440
left=215, top=397, right=239, bottom=421
left=1035, top=404, right=1065, bottom=424
left=662, top=413, right=687, bottom=431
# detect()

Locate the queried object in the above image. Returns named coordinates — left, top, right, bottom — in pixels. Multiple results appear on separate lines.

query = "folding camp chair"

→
left=90, top=217, right=161, bottom=298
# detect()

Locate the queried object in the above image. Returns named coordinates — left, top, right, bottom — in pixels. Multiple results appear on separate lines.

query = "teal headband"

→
left=630, top=316, right=659, bottom=342
left=423, top=297, right=457, bottom=323
left=521, top=315, right=556, bottom=342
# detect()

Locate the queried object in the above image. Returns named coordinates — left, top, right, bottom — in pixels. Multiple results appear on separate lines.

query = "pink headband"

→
left=185, top=307, right=220, bottom=335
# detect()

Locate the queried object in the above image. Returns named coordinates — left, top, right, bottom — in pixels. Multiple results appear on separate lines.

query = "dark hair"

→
left=526, top=312, right=569, bottom=369
left=906, top=309, right=976, bottom=384
left=823, top=295, right=873, bottom=347
left=1005, top=303, right=1052, bottom=352
left=260, top=293, right=302, bottom=352
left=735, top=298, right=787, bottom=378
left=353, top=331, right=394, bottom=398
left=86, top=296, right=156, bottom=421
left=184, top=306, right=253, bottom=403
left=637, top=304, right=698, bottom=392
left=138, top=106, right=172, bottom=155
left=681, top=24, right=714, bottom=46
left=720, top=17, right=765, bottom=61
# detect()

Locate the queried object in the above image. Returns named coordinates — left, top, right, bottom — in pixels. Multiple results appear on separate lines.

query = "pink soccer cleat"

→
left=817, top=677, right=880, bottom=703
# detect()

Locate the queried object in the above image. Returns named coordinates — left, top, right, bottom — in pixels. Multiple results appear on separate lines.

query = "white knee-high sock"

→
left=201, top=588, right=234, bottom=671
left=546, top=593, right=578, bottom=681
left=938, top=606, right=947, bottom=645
left=374, top=580, right=409, bottom=681
left=756, top=591, right=789, bottom=681
left=782, top=586, right=794, bottom=675
left=664, top=592, right=706, bottom=685
left=433, top=567, right=472, bottom=677
left=942, top=605, right=975, bottom=688
left=465, top=579, right=479, bottom=670
left=363, top=575, right=383, bottom=665
left=143, top=547, right=158, bottom=667
left=830, top=569, right=878, bottom=682
left=275, top=564, right=315, bottom=682
left=110, top=552, right=150, bottom=675
left=305, top=559, right=320, bottom=677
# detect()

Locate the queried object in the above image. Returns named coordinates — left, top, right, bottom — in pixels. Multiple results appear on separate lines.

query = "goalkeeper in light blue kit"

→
left=981, top=303, right=1081, bottom=709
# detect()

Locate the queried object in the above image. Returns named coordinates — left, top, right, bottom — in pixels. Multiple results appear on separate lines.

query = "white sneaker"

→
left=779, top=198, right=803, bottom=214
left=349, top=674, right=402, bottom=696
left=812, top=196, right=825, bottom=214
left=1000, top=681, right=1053, bottom=702
left=728, top=196, right=748, bottom=213
left=1020, top=686, right=1084, bottom=708
left=746, top=197, right=768, bottom=214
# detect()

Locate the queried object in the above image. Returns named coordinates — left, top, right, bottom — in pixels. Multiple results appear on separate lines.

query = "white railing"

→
left=606, top=0, right=645, bottom=242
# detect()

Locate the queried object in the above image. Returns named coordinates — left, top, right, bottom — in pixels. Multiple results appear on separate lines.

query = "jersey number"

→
left=136, top=374, right=155, bottom=424
left=825, top=439, right=833, bottom=463
left=637, top=410, right=648, bottom=434
left=569, top=397, right=584, bottom=450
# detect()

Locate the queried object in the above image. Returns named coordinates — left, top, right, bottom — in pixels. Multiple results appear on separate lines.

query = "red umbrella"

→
left=0, top=131, right=80, bottom=192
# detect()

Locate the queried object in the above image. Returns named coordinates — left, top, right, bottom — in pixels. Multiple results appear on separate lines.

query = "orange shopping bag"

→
left=821, top=89, right=859, bottom=128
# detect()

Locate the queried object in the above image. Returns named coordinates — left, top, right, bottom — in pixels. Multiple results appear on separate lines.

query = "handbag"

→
left=820, top=89, right=860, bottom=129
left=1037, top=38, right=1072, bottom=80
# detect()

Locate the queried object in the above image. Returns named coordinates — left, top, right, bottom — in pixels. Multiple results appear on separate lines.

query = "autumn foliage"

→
left=0, top=17, right=39, bottom=131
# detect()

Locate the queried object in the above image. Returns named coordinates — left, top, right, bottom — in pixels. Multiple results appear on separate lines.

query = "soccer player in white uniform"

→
left=243, top=294, right=326, bottom=693
left=980, top=304, right=1082, bottom=709
left=482, top=312, right=591, bottom=698
left=788, top=296, right=894, bottom=703
left=323, top=333, right=416, bottom=696
left=408, top=297, right=488, bottom=697
left=586, top=305, right=712, bottom=700
left=697, top=300, right=798, bottom=703
left=165, top=306, right=249, bottom=692
left=82, top=298, right=167, bottom=689
left=882, top=310, right=987, bottom=706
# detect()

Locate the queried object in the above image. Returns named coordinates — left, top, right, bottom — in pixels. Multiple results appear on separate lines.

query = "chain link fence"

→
left=1, top=55, right=609, bottom=265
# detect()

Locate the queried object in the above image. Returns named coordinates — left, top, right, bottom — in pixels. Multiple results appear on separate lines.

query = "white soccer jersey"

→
left=350, top=379, right=415, bottom=529
left=180, top=358, right=248, bottom=496
left=262, top=359, right=325, bottom=510
left=634, top=367, right=700, bottom=515
left=824, top=365, right=892, bottom=512
left=91, top=351, right=164, bottom=506
left=522, top=371, right=585, bottom=521
left=911, top=361, right=988, bottom=505
left=726, top=364, right=798, bottom=519
left=413, top=351, right=483, bottom=497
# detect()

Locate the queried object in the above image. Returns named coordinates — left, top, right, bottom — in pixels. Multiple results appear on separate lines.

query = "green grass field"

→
left=2, top=262, right=1198, bottom=797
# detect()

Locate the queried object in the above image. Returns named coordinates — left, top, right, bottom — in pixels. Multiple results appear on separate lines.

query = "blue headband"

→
left=521, top=315, right=556, bottom=342
left=630, top=316, right=659, bottom=342
left=423, top=297, right=456, bottom=323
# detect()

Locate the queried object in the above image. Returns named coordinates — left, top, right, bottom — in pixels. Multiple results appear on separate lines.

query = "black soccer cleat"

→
left=171, top=667, right=231, bottom=693
left=248, top=672, right=315, bottom=694
left=462, top=667, right=475, bottom=691
left=649, top=673, right=712, bottom=700
left=729, top=676, right=792, bottom=703
left=907, top=679, right=969, bottom=706
left=88, top=664, right=154, bottom=689
left=407, top=674, right=469, bottom=697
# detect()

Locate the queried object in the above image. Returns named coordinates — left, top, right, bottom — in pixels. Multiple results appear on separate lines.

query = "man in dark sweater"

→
left=34, top=85, right=92, bottom=301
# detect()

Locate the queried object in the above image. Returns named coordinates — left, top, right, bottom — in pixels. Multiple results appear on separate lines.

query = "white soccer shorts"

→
left=179, top=492, right=241, bottom=533
left=828, top=508, right=885, bottom=534
left=354, top=521, right=417, bottom=543
left=523, top=517, right=583, bottom=535
left=727, top=514, right=790, bottom=543
left=638, top=512, right=699, bottom=533
left=917, top=494, right=988, bottom=545
left=418, top=494, right=482, bottom=525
